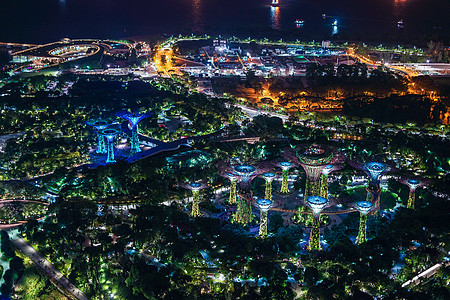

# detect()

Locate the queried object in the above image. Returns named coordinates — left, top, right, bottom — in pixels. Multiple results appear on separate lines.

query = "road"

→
left=235, top=104, right=290, bottom=122
left=12, top=236, right=89, bottom=300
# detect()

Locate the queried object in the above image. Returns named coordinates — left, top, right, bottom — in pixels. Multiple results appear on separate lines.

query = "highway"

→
left=12, top=236, right=89, bottom=300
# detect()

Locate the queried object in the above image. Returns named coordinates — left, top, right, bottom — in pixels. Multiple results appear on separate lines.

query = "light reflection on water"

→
left=270, top=7, right=281, bottom=30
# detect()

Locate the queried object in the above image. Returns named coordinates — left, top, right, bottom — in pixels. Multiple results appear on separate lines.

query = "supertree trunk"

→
left=407, top=189, right=416, bottom=210
left=259, top=210, right=268, bottom=238
left=233, top=198, right=252, bottom=225
left=229, top=180, right=237, bottom=204
left=356, top=214, right=368, bottom=245
left=106, top=140, right=115, bottom=163
left=131, top=125, right=141, bottom=154
left=97, top=134, right=106, bottom=154
left=280, top=169, right=289, bottom=193
left=320, top=174, right=328, bottom=199
left=305, top=179, right=321, bottom=200
left=191, top=191, right=201, bottom=217
left=265, top=180, right=272, bottom=200
left=308, top=215, right=322, bottom=251
left=366, top=186, right=382, bottom=215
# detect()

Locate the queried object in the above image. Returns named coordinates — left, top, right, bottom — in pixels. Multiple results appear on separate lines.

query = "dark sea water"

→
left=0, top=0, right=448, bottom=43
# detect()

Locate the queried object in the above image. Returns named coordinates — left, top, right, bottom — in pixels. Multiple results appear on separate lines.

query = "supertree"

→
left=355, top=201, right=373, bottom=245
left=399, top=177, right=428, bottom=209
left=273, top=161, right=294, bottom=194
left=181, top=182, right=208, bottom=217
left=349, top=159, right=396, bottom=214
left=256, top=199, right=272, bottom=238
left=261, top=172, right=276, bottom=200
left=85, top=118, right=113, bottom=154
left=320, top=163, right=345, bottom=199
left=218, top=160, right=271, bottom=225
left=305, top=196, right=328, bottom=251
left=222, top=173, right=239, bottom=204
left=116, top=111, right=152, bottom=155
left=283, top=144, right=344, bottom=200
left=98, top=127, right=120, bottom=164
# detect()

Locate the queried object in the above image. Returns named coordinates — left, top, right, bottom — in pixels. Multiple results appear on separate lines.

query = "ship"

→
left=271, top=0, right=280, bottom=7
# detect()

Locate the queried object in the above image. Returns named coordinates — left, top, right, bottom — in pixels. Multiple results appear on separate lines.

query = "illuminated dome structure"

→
left=283, top=144, right=344, bottom=200
left=116, top=111, right=152, bottom=155
left=399, top=177, right=428, bottom=209
left=261, top=172, right=276, bottom=200
left=86, top=118, right=113, bottom=154
left=349, top=158, right=396, bottom=214
left=256, top=199, right=272, bottom=238
left=98, top=127, right=120, bottom=164
left=305, top=196, right=329, bottom=251
left=355, top=201, right=373, bottom=245
left=181, top=182, right=209, bottom=217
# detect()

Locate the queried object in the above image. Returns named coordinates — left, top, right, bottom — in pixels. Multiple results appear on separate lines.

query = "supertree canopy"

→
left=273, top=161, right=294, bottom=194
left=86, top=118, right=113, bottom=154
left=349, top=158, right=396, bottom=214
left=399, top=177, right=428, bottom=209
left=355, top=201, right=373, bottom=245
left=261, top=172, right=276, bottom=200
left=256, top=199, right=272, bottom=238
left=181, top=182, right=208, bottom=217
left=116, top=111, right=152, bottom=155
left=306, top=196, right=328, bottom=251
left=218, top=160, right=271, bottom=225
left=98, top=127, right=120, bottom=164
left=284, top=144, right=343, bottom=200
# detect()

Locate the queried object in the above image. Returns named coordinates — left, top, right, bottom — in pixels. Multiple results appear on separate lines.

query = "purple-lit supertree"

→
left=181, top=182, right=209, bottom=217
left=399, top=177, right=428, bottom=210
left=283, top=145, right=344, bottom=200
left=273, top=161, right=295, bottom=194
left=116, top=111, right=152, bottom=155
left=98, top=127, right=121, bottom=164
left=85, top=118, right=113, bottom=154
left=256, top=199, right=272, bottom=238
left=355, top=201, right=373, bottom=245
left=349, top=158, right=396, bottom=214
left=305, top=196, right=329, bottom=251
left=218, top=160, right=271, bottom=225
left=320, top=163, right=345, bottom=199
left=261, top=172, right=276, bottom=200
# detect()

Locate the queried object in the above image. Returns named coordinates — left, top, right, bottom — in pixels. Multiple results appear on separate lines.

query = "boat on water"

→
left=295, top=19, right=304, bottom=27
left=271, top=0, right=280, bottom=7
left=397, top=20, right=404, bottom=29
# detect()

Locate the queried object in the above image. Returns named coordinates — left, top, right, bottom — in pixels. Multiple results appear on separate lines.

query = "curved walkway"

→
left=12, top=237, right=89, bottom=300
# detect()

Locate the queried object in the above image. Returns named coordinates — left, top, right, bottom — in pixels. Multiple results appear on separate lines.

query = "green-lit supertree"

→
left=320, top=164, right=344, bottom=199
left=400, top=178, right=427, bottom=210
left=181, top=182, right=208, bottom=217
left=306, top=196, right=328, bottom=251
left=262, top=172, right=276, bottom=200
left=275, top=162, right=293, bottom=194
left=224, top=173, right=238, bottom=204
left=355, top=201, right=373, bottom=245
left=256, top=199, right=272, bottom=238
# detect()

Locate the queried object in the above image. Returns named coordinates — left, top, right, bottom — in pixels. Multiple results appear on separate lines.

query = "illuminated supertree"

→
left=218, top=160, right=271, bottom=225
left=349, top=159, right=396, bottom=214
left=320, top=163, right=345, bottom=199
left=181, top=182, right=208, bottom=217
left=273, top=161, right=294, bottom=194
left=256, top=199, right=272, bottom=238
left=98, top=127, right=120, bottom=164
left=261, top=172, right=276, bottom=200
left=283, top=145, right=344, bottom=200
left=222, top=173, right=239, bottom=204
left=399, top=177, right=428, bottom=209
left=86, top=118, right=113, bottom=154
left=305, top=196, right=328, bottom=251
left=355, top=201, right=373, bottom=245
left=116, top=111, right=152, bottom=155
